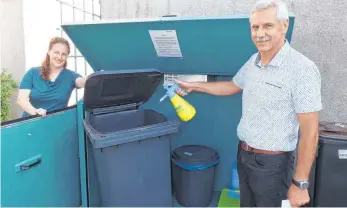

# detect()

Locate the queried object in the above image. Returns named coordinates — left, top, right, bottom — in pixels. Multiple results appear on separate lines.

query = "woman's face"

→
left=48, top=43, right=69, bottom=69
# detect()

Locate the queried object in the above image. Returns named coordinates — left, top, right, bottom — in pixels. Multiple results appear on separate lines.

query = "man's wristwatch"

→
left=292, top=179, right=309, bottom=190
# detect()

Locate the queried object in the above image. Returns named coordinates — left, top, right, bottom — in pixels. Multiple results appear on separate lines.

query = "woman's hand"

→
left=75, top=77, right=86, bottom=88
left=34, top=108, right=47, bottom=116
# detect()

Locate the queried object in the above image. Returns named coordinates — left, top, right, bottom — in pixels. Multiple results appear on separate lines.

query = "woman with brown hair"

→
left=17, top=36, right=86, bottom=117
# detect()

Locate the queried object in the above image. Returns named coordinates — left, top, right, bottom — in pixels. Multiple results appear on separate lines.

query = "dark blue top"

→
left=19, top=67, right=81, bottom=117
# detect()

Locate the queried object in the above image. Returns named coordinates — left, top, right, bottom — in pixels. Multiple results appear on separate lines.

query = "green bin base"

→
left=218, top=188, right=240, bottom=207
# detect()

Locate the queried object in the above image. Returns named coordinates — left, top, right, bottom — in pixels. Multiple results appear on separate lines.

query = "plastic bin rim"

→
left=172, top=159, right=219, bottom=171
left=86, top=119, right=177, bottom=136
left=84, top=118, right=180, bottom=148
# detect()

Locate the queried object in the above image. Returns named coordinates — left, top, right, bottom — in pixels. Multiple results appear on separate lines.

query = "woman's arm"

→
left=17, top=89, right=46, bottom=116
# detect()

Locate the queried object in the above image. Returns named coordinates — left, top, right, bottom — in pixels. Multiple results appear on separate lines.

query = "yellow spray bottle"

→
left=160, top=84, right=196, bottom=122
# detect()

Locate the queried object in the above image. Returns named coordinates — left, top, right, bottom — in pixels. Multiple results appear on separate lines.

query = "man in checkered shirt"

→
left=175, top=0, right=322, bottom=207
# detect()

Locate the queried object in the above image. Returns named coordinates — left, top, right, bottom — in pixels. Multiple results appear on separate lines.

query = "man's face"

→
left=250, top=7, right=288, bottom=52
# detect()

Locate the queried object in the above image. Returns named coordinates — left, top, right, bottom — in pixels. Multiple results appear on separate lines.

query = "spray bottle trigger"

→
left=159, top=84, right=187, bottom=102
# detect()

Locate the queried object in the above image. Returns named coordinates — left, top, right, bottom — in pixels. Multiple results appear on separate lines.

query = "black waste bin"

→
left=312, top=122, right=347, bottom=207
left=82, top=69, right=180, bottom=207
left=172, top=145, right=219, bottom=207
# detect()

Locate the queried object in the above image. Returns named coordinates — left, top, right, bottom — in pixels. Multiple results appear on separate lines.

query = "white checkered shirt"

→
left=233, top=41, right=322, bottom=151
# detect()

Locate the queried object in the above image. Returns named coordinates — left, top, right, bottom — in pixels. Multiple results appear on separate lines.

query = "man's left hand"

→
left=287, top=183, right=310, bottom=207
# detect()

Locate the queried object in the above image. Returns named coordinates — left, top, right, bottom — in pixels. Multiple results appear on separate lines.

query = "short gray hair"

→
left=250, top=0, right=289, bottom=23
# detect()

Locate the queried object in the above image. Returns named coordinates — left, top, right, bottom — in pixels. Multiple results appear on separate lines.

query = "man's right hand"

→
left=174, top=79, right=241, bottom=96
left=174, top=79, right=195, bottom=96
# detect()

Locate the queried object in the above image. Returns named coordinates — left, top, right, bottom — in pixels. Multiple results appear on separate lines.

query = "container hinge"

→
left=90, top=103, right=138, bottom=115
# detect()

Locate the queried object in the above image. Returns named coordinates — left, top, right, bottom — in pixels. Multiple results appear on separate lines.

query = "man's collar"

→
left=254, top=39, right=291, bottom=68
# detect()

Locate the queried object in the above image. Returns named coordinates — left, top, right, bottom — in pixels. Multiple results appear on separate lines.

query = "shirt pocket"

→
left=257, top=80, right=290, bottom=102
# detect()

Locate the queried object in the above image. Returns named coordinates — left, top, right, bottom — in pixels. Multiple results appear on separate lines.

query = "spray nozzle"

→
left=160, top=84, right=187, bottom=102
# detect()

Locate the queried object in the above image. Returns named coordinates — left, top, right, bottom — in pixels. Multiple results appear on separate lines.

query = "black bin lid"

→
left=172, top=145, right=219, bottom=166
left=319, top=122, right=347, bottom=144
left=84, top=69, right=162, bottom=110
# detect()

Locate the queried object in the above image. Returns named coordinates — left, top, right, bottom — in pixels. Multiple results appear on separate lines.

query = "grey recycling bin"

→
left=311, top=122, right=347, bottom=207
left=172, top=145, right=219, bottom=207
left=83, top=69, right=180, bottom=207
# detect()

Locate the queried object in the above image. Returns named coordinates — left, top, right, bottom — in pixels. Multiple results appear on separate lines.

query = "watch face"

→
left=300, top=182, right=309, bottom=189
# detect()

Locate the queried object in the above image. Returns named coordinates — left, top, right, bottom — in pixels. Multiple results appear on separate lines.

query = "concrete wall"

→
left=100, top=0, right=347, bottom=123
left=22, top=0, right=61, bottom=71
left=1, top=0, right=26, bottom=119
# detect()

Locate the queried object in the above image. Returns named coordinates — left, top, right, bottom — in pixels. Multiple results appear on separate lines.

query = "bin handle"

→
left=83, top=119, right=102, bottom=137
left=15, top=155, right=42, bottom=173
left=20, top=159, right=41, bottom=171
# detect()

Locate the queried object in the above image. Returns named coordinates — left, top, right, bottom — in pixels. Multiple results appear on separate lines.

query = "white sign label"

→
left=149, top=30, right=183, bottom=57
left=281, top=200, right=291, bottom=208
left=163, top=74, right=207, bottom=86
left=338, top=150, right=347, bottom=159
left=335, top=123, right=347, bottom=128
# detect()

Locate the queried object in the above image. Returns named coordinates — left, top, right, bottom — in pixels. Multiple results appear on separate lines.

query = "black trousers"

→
left=237, top=145, right=295, bottom=207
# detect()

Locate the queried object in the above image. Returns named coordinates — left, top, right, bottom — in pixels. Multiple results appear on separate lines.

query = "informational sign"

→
left=338, top=150, right=347, bottom=159
left=163, top=74, right=207, bottom=86
left=149, top=30, right=183, bottom=57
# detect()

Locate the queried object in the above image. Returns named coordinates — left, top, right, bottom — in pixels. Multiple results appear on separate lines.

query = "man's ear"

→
left=282, top=19, right=289, bottom=34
